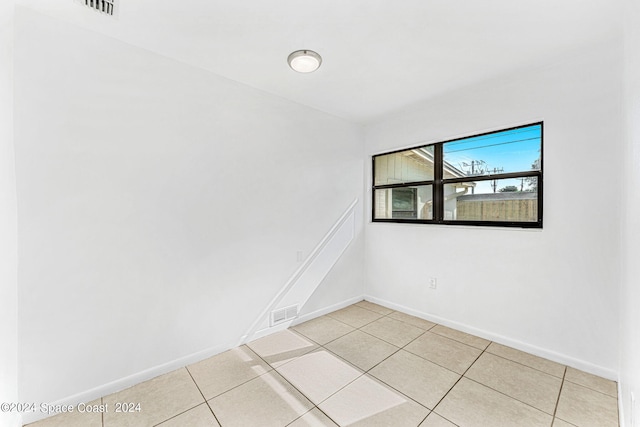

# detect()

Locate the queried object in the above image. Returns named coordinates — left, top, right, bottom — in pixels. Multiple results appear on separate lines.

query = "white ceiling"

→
left=17, top=0, right=622, bottom=123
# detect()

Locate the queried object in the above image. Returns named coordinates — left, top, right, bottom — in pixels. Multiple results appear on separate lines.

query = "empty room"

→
left=1, top=0, right=639, bottom=426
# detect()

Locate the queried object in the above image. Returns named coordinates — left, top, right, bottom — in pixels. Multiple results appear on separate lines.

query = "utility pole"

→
left=488, top=167, right=504, bottom=193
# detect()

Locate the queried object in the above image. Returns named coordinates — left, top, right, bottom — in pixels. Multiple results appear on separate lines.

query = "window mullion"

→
left=434, top=143, right=444, bottom=222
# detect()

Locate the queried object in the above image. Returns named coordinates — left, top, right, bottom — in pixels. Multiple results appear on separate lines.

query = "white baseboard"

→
left=240, top=295, right=365, bottom=344
left=242, top=323, right=291, bottom=344
left=22, top=296, right=365, bottom=425
left=23, top=293, right=618, bottom=425
left=619, top=382, right=626, bottom=427
left=364, top=295, right=618, bottom=381
left=0, top=412, right=21, bottom=427
left=291, top=295, right=364, bottom=326
left=20, top=341, right=234, bottom=425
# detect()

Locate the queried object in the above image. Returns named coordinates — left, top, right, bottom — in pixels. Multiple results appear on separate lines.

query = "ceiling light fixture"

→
left=287, top=50, right=322, bottom=73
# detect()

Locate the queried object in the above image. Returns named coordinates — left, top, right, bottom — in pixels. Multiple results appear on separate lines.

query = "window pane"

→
left=443, top=124, right=541, bottom=178
left=374, top=185, right=433, bottom=220
left=374, top=146, right=435, bottom=186
left=444, top=177, right=538, bottom=222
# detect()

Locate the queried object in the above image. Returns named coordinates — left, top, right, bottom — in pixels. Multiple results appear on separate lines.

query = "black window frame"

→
left=372, top=122, right=543, bottom=228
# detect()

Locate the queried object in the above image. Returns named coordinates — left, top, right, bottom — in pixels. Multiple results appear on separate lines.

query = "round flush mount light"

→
left=287, top=50, right=322, bottom=73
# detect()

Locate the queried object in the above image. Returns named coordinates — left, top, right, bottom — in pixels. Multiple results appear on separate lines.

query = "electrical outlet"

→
left=429, top=277, right=437, bottom=290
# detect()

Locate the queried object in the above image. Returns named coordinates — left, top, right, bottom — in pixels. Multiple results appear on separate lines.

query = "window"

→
left=372, top=122, right=543, bottom=228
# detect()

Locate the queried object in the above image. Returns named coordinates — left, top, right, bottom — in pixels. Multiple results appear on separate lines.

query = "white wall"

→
left=620, top=0, right=640, bottom=423
left=13, top=7, right=364, bottom=410
left=364, top=38, right=623, bottom=378
left=0, top=4, right=20, bottom=427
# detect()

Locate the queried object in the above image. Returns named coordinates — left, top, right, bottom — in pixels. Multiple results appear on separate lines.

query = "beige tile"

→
left=276, top=350, right=362, bottom=404
left=26, top=399, right=102, bottom=427
left=355, top=300, right=394, bottom=315
left=487, top=342, right=566, bottom=378
left=188, top=345, right=271, bottom=399
left=388, top=311, right=436, bottom=330
left=369, top=350, right=460, bottom=409
left=405, top=331, right=482, bottom=374
left=292, top=316, right=355, bottom=345
left=325, top=330, right=399, bottom=371
left=465, top=353, right=562, bottom=414
left=326, top=305, right=384, bottom=328
left=247, top=329, right=318, bottom=367
left=419, top=412, right=458, bottom=427
left=435, top=377, right=552, bottom=427
left=430, top=325, right=490, bottom=350
left=319, top=374, right=429, bottom=427
left=552, top=419, right=577, bottom=427
left=288, top=408, right=338, bottom=427
left=565, top=367, right=618, bottom=397
left=361, top=316, right=425, bottom=347
left=103, top=368, right=204, bottom=427
left=555, top=381, right=618, bottom=427
left=157, top=403, right=220, bottom=427
left=209, top=371, right=313, bottom=427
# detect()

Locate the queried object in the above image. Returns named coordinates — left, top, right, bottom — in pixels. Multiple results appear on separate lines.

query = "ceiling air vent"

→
left=77, top=0, right=117, bottom=17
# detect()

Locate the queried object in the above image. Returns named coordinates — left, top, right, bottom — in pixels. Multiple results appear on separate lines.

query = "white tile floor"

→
left=27, top=301, right=619, bottom=427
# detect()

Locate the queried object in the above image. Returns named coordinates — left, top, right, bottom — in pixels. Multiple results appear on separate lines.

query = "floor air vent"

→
left=77, top=0, right=117, bottom=16
left=270, top=305, right=298, bottom=327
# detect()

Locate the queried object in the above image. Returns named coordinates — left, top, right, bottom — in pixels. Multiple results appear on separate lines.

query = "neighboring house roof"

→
left=411, top=148, right=467, bottom=178
left=457, top=192, right=537, bottom=202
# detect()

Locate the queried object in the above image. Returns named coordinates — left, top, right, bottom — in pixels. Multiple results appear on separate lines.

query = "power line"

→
left=444, top=137, right=540, bottom=154
left=444, top=126, right=540, bottom=147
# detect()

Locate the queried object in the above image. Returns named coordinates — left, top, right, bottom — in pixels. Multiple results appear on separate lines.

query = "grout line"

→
left=289, top=325, right=337, bottom=348
left=306, top=342, right=406, bottom=408
left=362, top=344, right=402, bottom=373
left=429, top=327, right=490, bottom=351
left=462, top=376, right=555, bottom=417
left=403, top=330, right=428, bottom=347
left=205, top=401, right=223, bottom=427
left=318, top=345, right=368, bottom=375
left=361, top=370, right=438, bottom=412
left=385, top=310, right=439, bottom=331
left=422, top=411, right=462, bottom=427
left=430, top=342, right=488, bottom=415
left=183, top=348, right=289, bottom=420
left=199, top=369, right=273, bottom=402
left=561, top=378, right=619, bottom=399
left=322, top=330, right=356, bottom=347
left=464, top=354, right=566, bottom=416
left=284, top=406, right=338, bottom=427
left=399, top=337, right=478, bottom=377
left=551, top=367, right=568, bottom=425
left=485, top=349, right=566, bottom=379
left=416, top=412, right=430, bottom=426
left=405, top=329, right=480, bottom=351
left=321, top=315, right=360, bottom=332
left=354, top=300, right=395, bottom=316
left=448, top=346, right=560, bottom=417
left=313, top=304, right=461, bottom=412
left=313, top=406, right=340, bottom=427
left=284, top=303, right=618, bottom=425
left=355, top=326, right=415, bottom=350
left=356, top=328, right=444, bottom=410
left=150, top=402, right=211, bottom=427
left=315, top=344, right=432, bottom=412
left=185, top=367, right=223, bottom=427
left=250, top=341, right=346, bottom=426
